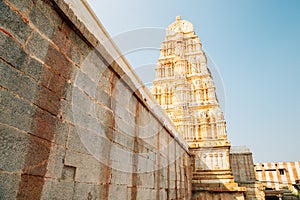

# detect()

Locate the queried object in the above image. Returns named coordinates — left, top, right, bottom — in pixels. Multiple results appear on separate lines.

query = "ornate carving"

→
left=175, top=42, right=185, bottom=57
left=168, top=20, right=194, bottom=33
left=152, top=16, right=235, bottom=185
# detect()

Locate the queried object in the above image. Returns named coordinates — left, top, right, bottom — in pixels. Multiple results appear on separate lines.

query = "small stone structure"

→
left=230, top=146, right=265, bottom=200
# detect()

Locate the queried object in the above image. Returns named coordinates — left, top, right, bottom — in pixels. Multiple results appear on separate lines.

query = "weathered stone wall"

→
left=230, top=147, right=256, bottom=184
left=0, top=0, right=191, bottom=199
left=230, top=146, right=265, bottom=200
left=192, top=191, right=245, bottom=200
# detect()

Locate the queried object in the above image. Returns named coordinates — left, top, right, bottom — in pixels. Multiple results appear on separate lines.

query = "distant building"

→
left=254, top=161, right=300, bottom=199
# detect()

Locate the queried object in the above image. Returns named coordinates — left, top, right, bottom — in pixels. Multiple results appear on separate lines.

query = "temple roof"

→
left=167, top=16, right=194, bottom=33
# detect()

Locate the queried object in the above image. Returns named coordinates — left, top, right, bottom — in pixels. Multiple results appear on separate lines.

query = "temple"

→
left=1, top=0, right=298, bottom=198
left=151, top=16, right=246, bottom=199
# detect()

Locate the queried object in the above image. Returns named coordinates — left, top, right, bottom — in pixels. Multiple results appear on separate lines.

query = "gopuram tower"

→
left=151, top=16, right=245, bottom=199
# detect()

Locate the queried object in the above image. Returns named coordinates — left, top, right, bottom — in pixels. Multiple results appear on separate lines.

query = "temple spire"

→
left=152, top=17, right=221, bottom=145
left=151, top=17, right=245, bottom=197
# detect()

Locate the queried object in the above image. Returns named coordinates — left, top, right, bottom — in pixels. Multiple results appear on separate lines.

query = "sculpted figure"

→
left=175, top=43, right=184, bottom=57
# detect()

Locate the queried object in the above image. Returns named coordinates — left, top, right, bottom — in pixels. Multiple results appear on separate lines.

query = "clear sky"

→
left=86, top=0, right=300, bottom=163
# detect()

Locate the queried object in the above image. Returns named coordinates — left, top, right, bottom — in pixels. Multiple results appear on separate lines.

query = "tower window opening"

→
left=279, top=169, right=285, bottom=175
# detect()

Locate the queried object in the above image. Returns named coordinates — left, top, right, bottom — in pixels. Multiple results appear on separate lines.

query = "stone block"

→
left=0, top=59, right=38, bottom=101
left=0, top=31, right=28, bottom=70
left=110, top=169, right=132, bottom=185
left=127, top=94, right=136, bottom=113
left=159, top=129, right=170, bottom=153
left=25, top=58, right=44, bottom=82
left=54, top=120, right=68, bottom=146
left=70, top=30, right=92, bottom=58
left=80, top=52, right=106, bottom=83
left=42, top=67, right=67, bottom=96
left=73, top=182, right=103, bottom=200
left=71, top=108, right=109, bottom=135
left=7, top=0, right=34, bottom=14
left=60, top=99, right=73, bottom=123
left=114, top=114, right=135, bottom=137
left=45, top=144, right=65, bottom=179
left=95, top=103, right=113, bottom=127
left=61, top=165, right=76, bottom=181
left=66, top=63, right=78, bottom=84
left=114, top=81, right=133, bottom=106
left=17, top=174, right=44, bottom=199
left=51, top=24, right=72, bottom=56
left=67, top=125, right=89, bottom=154
left=159, top=168, right=168, bottom=188
left=71, top=85, right=93, bottom=114
left=0, top=1, right=32, bottom=43
left=26, top=31, right=50, bottom=61
left=0, top=89, right=35, bottom=132
left=74, top=70, right=97, bottom=98
left=72, top=46, right=81, bottom=66
left=139, top=129, right=158, bottom=150
left=110, top=144, right=134, bottom=172
left=114, top=102, right=135, bottom=124
left=0, top=124, right=30, bottom=172
left=64, top=149, right=107, bottom=183
left=136, top=188, right=154, bottom=200
left=108, top=184, right=127, bottom=200
left=98, top=66, right=112, bottom=83
left=45, top=45, right=72, bottom=80
left=169, top=189, right=177, bottom=199
left=34, top=86, right=61, bottom=116
left=113, top=90, right=134, bottom=110
left=95, top=88, right=111, bottom=108
left=30, top=107, right=56, bottom=141
left=110, top=160, right=133, bottom=176
left=159, top=188, right=167, bottom=200
left=137, top=172, right=155, bottom=188
left=22, top=135, right=52, bottom=177
left=33, top=0, right=62, bottom=28
left=74, top=127, right=112, bottom=165
left=113, top=130, right=134, bottom=151
left=0, top=172, right=20, bottom=200
left=52, top=22, right=83, bottom=68
left=29, top=5, right=54, bottom=38
left=136, top=154, right=155, bottom=173
left=41, top=178, right=74, bottom=200
left=138, top=110, right=159, bottom=144
left=62, top=80, right=74, bottom=102
left=93, top=42, right=115, bottom=66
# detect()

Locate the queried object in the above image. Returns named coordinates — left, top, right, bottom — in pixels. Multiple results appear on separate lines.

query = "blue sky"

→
left=87, top=0, right=300, bottom=162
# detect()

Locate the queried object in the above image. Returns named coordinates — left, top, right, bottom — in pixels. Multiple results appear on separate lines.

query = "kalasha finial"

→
left=176, top=16, right=181, bottom=21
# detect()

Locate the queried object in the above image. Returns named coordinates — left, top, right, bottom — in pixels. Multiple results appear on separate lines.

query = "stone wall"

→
left=230, top=146, right=265, bottom=200
left=230, top=146, right=256, bottom=184
left=0, top=0, right=191, bottom=199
